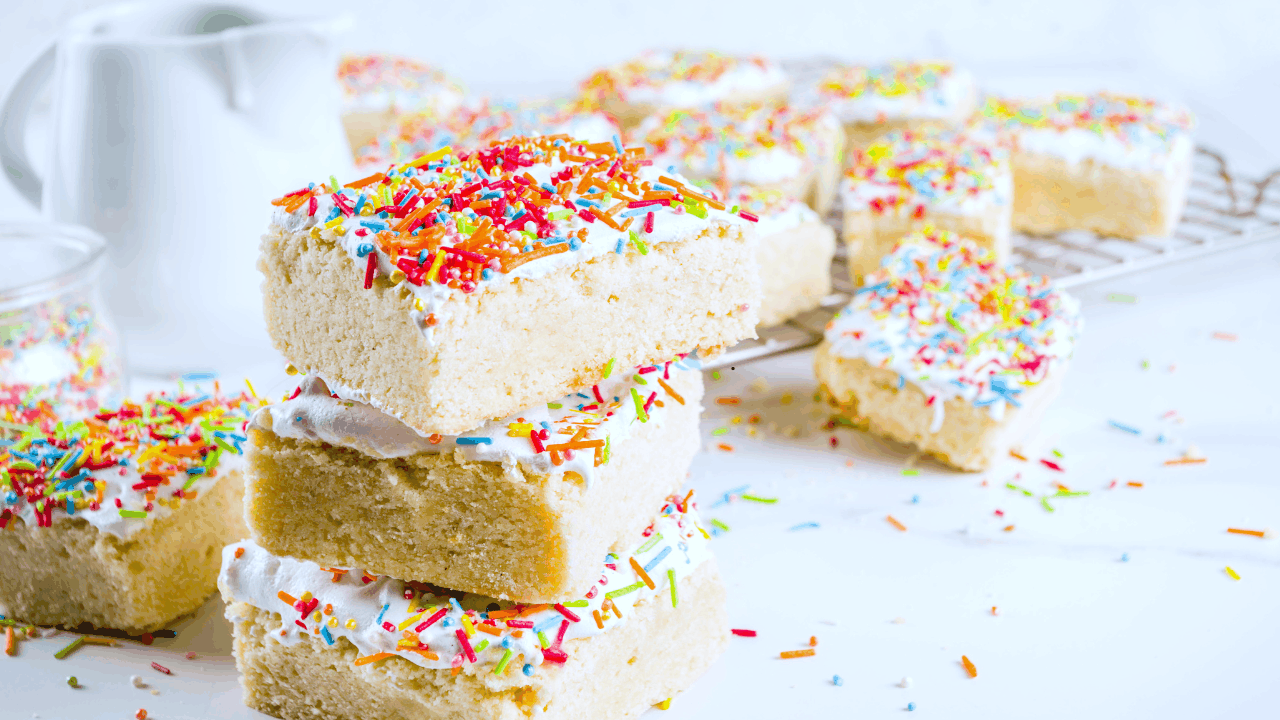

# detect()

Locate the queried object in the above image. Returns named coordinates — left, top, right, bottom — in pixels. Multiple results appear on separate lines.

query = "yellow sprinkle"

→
left=655, top=698, right=672, bottom=710
left=398, top=612, right=426, bottom=632
left=1225, top=566, right=1241, bottom=581
left=300, top=592, right=313, bottom=602
left=461, top=615, right=476, bottom=637
left=345, top=619, right=358, bottom=630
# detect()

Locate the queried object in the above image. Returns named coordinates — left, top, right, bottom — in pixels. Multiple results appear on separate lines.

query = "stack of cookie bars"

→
left=218, top=136, right=762, bottom=719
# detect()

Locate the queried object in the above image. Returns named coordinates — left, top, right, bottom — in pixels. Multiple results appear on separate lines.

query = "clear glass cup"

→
left=0, top=223, right=125, bottom=422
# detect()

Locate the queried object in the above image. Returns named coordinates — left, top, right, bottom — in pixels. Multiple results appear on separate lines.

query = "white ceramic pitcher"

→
left=0, top=3, right=355, bottom=374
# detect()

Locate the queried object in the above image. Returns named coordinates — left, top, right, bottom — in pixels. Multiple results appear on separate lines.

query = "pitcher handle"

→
left=0, top=44, right=55, bottom=208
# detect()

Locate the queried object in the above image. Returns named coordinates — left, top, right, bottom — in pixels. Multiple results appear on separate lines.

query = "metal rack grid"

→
left=705, top=147, right=1280, bottom=370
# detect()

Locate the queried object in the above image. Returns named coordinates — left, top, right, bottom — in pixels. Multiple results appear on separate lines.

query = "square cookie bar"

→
left=980, top=93, right=1195, bottom=239
left=728, top=187, right=836, bottom=327
left=580, top=50, right=789, bottom=130
left=220, top=495, right=728, bottom=720
left=262, top=136, right=759, bottom=436
left=841, top=128, right=1011, bottom=284
left=815, top=229, right=1080, bottom=471
left=0, top=389, right=253, bottom=632
left=813, top=61, right=977, bottom=157
left=338, top=54, right=466, bottom=152
left=634, top=103, right=845, bottom=215
left=246, top=360, right=702, bottom=603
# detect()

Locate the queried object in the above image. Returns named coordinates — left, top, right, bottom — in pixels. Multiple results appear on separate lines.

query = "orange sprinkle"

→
left=1227, top=528, right=1268, bottom=538
left=354, top=652, right=395, bottom=666
left=409, top=648, right=440, bottom=661
left=629, top=557, right=657, bottom=590
left=502, top=243, right=569, bottom=272
left=961, top=655, right=978, bottom=678
left=4, top=626, right=15, bottom=656
left=780, top=649, right=816, bottom=659
left=1003, top=524, right=1015, bottom=532
left=277, top=591, right=297, bottom=606
left=991, top=606, right=998, bottom=615
left=1164, top=457, right=1207, bottom=465
left=886, top=515, right=907, bottom=532
left=809, top=636, right=818, bottom=647
left=589, top=206, right=624, bottom=230
left=656, top=377, right=685, bottom=405
left=344, top=172, right=386, bottom=189
left=1127, top=481, right=1144, bottom=488
left=716, top=397, right=741, bottom=405
left=475, top=624, right=503, bottom=636
left=593, top=609, right=604, bottom=630
left=1009, top=450, right=1027, bottom=461
left=544, top=439, right=606, bottom=452
left=234, top=547, right=245, bottom=559
left=717, top=443, right=734, bottom=452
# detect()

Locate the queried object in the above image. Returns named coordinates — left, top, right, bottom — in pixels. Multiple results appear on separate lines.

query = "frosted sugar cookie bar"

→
left=245, top=361, right=702, bottom=602
left=338, top=54, right=466, bottom=151
left=979, top=92, right=1195, bottom=239
left=261, top=136, right=759, bottom=436
left=815, top=229, right=1080, bottom=471
left=841, top=128, right=1011, bottom=284
left=0, top=389, right=253, bottom=631
left=220, top=495, right=728, bottom=720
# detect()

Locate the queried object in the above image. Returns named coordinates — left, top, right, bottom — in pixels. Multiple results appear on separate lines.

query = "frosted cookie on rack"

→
left=724, top=186, right=835, bottom=327
left=580, top=50, right=789, bottom=130
left=261, top=136, right=760, bottom=436
left=841, top=128, right=1011, bottom=285
left=355, top=98, right=619, bottom=170
left=978, top=93, right=1195, bottom=239
left=814, top=229, right=1080, bottom=471
left=220, top=494, right=728, bottom=720
left=338, top=54, right=466, bottom=151
left=244, top=359, right=702, bottom=603
left=0, top=388, right=254, bottom=631
left=813, top=61, right=977, bottom=157
left=634, top=103, right=845, bottom=215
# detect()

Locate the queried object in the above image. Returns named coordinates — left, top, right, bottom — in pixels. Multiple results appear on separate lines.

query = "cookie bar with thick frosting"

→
left=978, top=92, right=1196, bottom=239
left=815, top=228, right=1081, bottom=471
left=220, top=495, right=728, bottom=720
left=725, top=187, right=835, bottom=327
left=812, top=60, right=977, bottom=156
left=337, top=54, right=466, bottom=151
left=580, top=50, right=789, bottom=130
left=355, top=98, right=620, bottom=170
left=260, top=136, right=759, bottom=436
left=634, top=103, right=845, bottom=214
left=245, top=360, right=702, bottom=602
left=0, top=389, right=253, bottom=631
left=841, top=128, right=1011, bottom=284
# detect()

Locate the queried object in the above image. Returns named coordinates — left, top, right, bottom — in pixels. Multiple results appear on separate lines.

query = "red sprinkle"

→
left=363, top=251, right=377, bottom=289
left=1039, top=459, right=1064, bottom=472
left=151, top=661, right=171, bottom=675
left=731, top=628, right=757, bottom=637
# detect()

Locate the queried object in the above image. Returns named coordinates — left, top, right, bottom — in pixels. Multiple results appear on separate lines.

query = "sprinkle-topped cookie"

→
left=337, top=54, right=465, bottom=114
left=0, top=387, right=256, bottom=537
left=221, top=493, right=711, bottom=673
left=824, top=228, right=1080, bottom=426
left=582, top=50, right=787, bottom=107
left=256, top=357, right=698, bottom=487
left=977, top=93, right=1195, bottom=169
left=271, top=136, right=750, bottom=334
left=843, top=129, right=1010, bottom=216
left=816, top=61, right=975, bottom=122
left=635, top=104, right=840, bottom=192
left=355, top=99, right=618, bottom=169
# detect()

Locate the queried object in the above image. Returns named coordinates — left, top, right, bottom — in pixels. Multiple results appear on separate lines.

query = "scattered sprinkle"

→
left=1227, top=528, right=1268, bottom=538
left=886, top=515, right=908, bottom=532
left=901, top=469, right=919, bottom=476
left=731, top=629, right=757, bottom=637
left=961, top=655, right=978, bottom=678
left=789, top=522, right=820, bottom=531
left=740, top=494, right=777, bottom=504
left=833, top=675, right=843, bottom=686
left=1212, top=332, right=1237, bottom=341
left=780, top=648, right=816, bottom=659
left=1108, top=420, right=1142, bottom=435
left=1225, top=566, right=1241, bottom=581
left=1106, top=293, right=1137, bottom=303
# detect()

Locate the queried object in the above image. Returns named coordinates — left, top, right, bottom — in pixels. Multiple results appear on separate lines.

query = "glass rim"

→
left=0, top=222, right=108, bottom=309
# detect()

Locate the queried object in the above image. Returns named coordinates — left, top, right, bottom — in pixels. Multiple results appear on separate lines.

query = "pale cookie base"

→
left=246, top=371, right=704, bottom=603
left=756, top=220, right=836, bottom=327
left=842, top=203, right=1011, bottom=285
left=342, top=109, right=396, bottom=155
left=224, top=560, right=729, bottom=720
left=1011, top=149, right=1192, bottom=239
left=602, top=84, right=791, bottom=131
left=260, top=221, right=758, bottom=436
left=0, top=471, right=246, bottom=632
left=814, top=343, right=1067, bottom=471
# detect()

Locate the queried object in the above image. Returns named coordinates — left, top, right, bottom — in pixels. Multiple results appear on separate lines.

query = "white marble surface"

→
left=6, top=236, right=1278, bottom=719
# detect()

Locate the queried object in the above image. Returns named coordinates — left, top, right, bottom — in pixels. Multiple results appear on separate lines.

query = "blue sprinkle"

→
left=568, top=238, right=582, bottom=251
left=180, top=371, right=217, bottom=381
left=441, top=617, right=454, bottom=627
left=1121, top=553, right=1130, bottom=562
left=523, top=663, right=536, bottom=676
left=540, top=421, right=551, bottom=430
left=321, top=626, right=334, bottom=645
left=1108, top=420, right=1142, bottom=435
left=482, top=268, right=492, bottom=280
left=911, top=495, right=920, bottom=504
left=615, top=239, right=625, bottom=254
left=533, top=616, right=562, bottom=634
left=456, top=437, right=492, bottom=446
left=832, top=675, right=843, bottom=686
left=376, top=604, right=389, bottom=625
left=897, top=375, right=905, bottom=389
left=908, top=702, right=917, bottom=711
left=643, top=546, right=672, bottom=573
left=356, top=243, right=375, bottom=258
left=612, top=134, right=623, bottom=154
left=789, top=522, right=820, bottom=531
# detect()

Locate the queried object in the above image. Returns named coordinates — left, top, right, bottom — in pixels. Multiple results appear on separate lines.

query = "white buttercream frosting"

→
left=338, top=54, right=465, bottom=116
left=582, top=50, right=787, bottom=107
left=220, top=496, right=712, bottom=673
left=812, top=62, right=976, bottom=123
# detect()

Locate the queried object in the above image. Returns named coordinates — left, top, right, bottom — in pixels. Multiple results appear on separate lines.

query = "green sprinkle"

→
left=635, top=532, right=663, bottom=554
left=474, top=639, right=489, bottom=653
left=537, top=631, right=550, bottom=649
left=668, top=569, right=678, bottom=608
left=602, top=358, right=615, bottom=378
left=901, top=469, right=920, bottom=476
left=547, top=403, right=563, bottom=410
left=629, top=230, right=649, bottom=255
left=493, top=648, right=515, bottom=674
left=1006, top=482, right=1034, bottom=497
left=632, top=373, right=648, bottom=385
left=603, top=436, right=611, bottom=465
left=119, top=509, right=147, bottom=519
left=1041, top=496, right=1055, bottom=513
left=710, top=519, right=731, bottom=532
left=631, top=388, right=649, bottom=423
left=67, top=676, right=79, bottom=688
left=1107, top=293, right=1137, bottom=303
left=329, top=175, right=340, bottom=191
left=204, top=447, right=223, bottom=471
left=711, top=370, right=722, bottom=381
left=740, top=494, right=777, bottom=504
left=1051, top=449, right=1063, bottom=458
left=605, top=581, right=645, bottom=599
left=711, top=427, right=729, bottom=436
left=561, top=600, right=589, bottom=608
left=685, top=199, right=707, bottom=219
left=213, top=436, right=240, bottom=455
left=54, top=636, right=85, bottom=659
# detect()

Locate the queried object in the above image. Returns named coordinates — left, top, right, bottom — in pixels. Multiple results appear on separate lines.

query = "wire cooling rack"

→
left=704, top=147, right=1280, bottom=370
